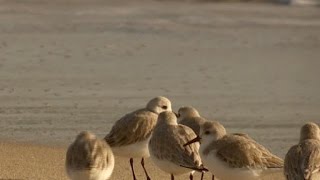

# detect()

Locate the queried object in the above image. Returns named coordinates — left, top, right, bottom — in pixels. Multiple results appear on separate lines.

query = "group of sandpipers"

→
left=65, top=96, right=320, bottom=180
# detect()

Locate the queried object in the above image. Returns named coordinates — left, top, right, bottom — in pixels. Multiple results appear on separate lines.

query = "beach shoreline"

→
left=0, top=0, right=319, bottom=179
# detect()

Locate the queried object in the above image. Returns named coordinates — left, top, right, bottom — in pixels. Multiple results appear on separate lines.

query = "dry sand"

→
left=0, top=0, right=319, bottom=179
left=0, top=142, right=286, bottom=180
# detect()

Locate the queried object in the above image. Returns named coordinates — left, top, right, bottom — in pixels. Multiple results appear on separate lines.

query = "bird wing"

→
left=301, top=140, right=320, bottom=180
left=150, top=124, right=202, bottom=168
left=284, top=144, right=303, bottom=180
left=175, top=124, right=202, bottom=167
left=105, top=109, right=158, bottom=147
left=215, top=135, right=283, bottom=169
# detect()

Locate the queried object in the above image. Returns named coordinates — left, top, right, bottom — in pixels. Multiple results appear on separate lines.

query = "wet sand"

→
left=0, top=0, right=319, bottom=179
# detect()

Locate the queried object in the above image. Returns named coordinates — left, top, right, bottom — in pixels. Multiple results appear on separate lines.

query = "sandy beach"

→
left=0, top=142, right=287, bottom=180
left=0, top=0, right=319, bottom=179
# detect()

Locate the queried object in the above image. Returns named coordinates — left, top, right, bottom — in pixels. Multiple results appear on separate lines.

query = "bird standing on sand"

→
left=284, top=122, right=320, bottom=180
left=177, top=106, right=214, bottom=180
left=105, top=96, right=172, bottom=180
left=66, top=131, right=114, bottom=180
left=185, top=120, right=284, bottom=180
left=149, top=111, right=206, bottom=180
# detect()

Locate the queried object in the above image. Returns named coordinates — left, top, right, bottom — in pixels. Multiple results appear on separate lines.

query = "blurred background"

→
left=0, top=0, right=319, bottom=179
left=0, top=0, right=319, bottom=155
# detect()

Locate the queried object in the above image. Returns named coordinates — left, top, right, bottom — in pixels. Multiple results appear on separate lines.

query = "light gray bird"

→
left=177, top=106, right=213, bottom=180
left=66, top=131, right=114, bottom=180
left=105, top=96, right=172, bottom=180
left=185, top=120, right=284, bottom=180
left=149, top=111, right=206, bottom=180
left=178, top=106, right=206, bottom=136
left=284, top=122, right=320, bottom=180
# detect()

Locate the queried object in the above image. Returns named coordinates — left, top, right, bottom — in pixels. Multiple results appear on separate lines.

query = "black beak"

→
left=179, top=164, right=208, bottom=172
left=174, top=112, right=180, bottom=118
left=184, top=136, right=201, bottom=147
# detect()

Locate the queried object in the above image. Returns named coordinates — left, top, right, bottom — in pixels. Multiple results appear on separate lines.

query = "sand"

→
left=0, top=0, right=319, bottom=179
left=0, top=142, right=286, bottom=180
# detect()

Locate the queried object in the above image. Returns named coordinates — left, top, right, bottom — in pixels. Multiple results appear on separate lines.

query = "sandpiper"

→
left=149, top=111, right=206, bottom=180
left=66, top=131, right=114, bottom=180
left=105, top=96, right=172, bottom=180
left=185, top=120, right=284, bottom=180
left=284, top=122, right=320, bottom=180
left=177, top=106, right=212, bottom=179
left=178, top=106, right=206, bottom=136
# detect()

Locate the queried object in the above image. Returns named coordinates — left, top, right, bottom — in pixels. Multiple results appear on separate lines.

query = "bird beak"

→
left=184, top=136, right=201, bottom=147
left=179, top=164, right=208, bottom=172
left=174, top=112, right=180, bottom=118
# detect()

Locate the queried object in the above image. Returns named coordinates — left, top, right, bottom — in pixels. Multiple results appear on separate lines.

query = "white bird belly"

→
left=67, top=167, right=114, bottom=180
left=111, top=138, right=150, bottom=158
left=202, top=151, right=261, bottom=180
left=149, top=155, right=193, bottom=176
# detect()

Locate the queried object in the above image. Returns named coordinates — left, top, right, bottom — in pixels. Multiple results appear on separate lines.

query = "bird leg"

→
left=200, top=172, right=204, bottom=180
left=189, top=173, right=193, bottom=180
left=212, top=174, right=215, bottom=180
left=141, top=158, right=151, bottom=180
left=130, top=158, right=137, bottom=180
left=171, top=174, right=174, bottom=180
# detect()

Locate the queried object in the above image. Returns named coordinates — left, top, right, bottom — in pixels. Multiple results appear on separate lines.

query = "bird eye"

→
left=162, top=106, right=168, bottom=110
left=204, top=131, right=210, bottom=135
